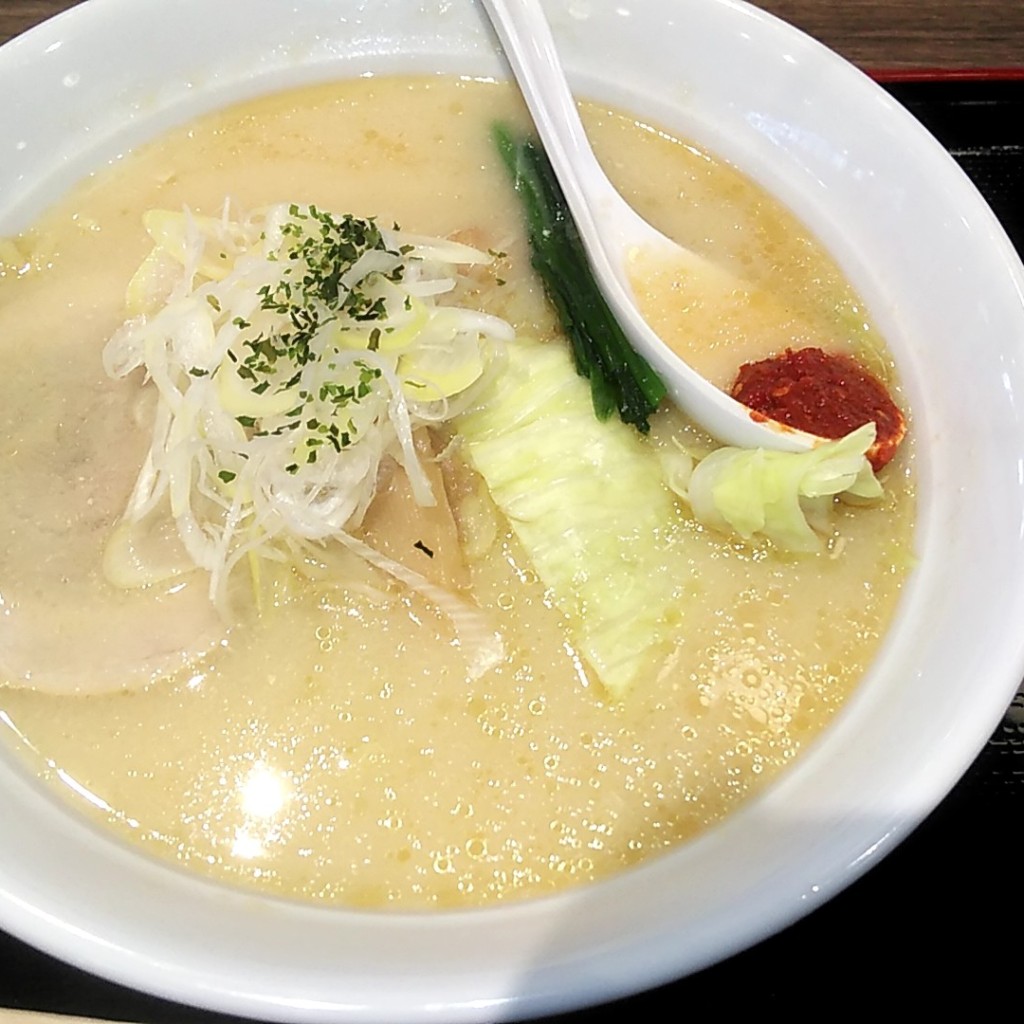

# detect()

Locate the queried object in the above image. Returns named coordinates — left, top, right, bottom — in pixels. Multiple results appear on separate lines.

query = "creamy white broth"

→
left=0, top=77, right=913, bottom=908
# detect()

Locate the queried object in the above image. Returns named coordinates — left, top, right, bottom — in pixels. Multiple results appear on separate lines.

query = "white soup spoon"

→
left=480, top=0, right=822, bottom=451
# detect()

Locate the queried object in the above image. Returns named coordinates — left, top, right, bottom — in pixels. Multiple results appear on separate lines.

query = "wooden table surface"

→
left=3, top=0, right=1024, bottom=70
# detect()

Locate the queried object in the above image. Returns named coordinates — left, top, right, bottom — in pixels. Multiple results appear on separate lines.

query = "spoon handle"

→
left=480, top=0, right=627, bottom=272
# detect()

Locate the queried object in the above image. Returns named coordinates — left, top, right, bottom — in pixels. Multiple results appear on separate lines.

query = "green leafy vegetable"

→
left=672, top=423, right=883, bottom=552
left=492, top=122, right=666, bottom=433
left=457, top=338, right=683, bottom=698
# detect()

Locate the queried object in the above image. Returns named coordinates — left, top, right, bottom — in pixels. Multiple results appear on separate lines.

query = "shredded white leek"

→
left=104, top=201, right=514, bottom=611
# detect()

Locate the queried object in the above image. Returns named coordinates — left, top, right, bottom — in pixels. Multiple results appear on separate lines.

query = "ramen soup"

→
left=0, top=77, right=913, bottom=908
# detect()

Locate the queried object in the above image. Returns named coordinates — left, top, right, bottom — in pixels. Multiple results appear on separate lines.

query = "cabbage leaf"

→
left=675, top=423, right=882, bottom=552
left=457, top=339, right=683, bottom=698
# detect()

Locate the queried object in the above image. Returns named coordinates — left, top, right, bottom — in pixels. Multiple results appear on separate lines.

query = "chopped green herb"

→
left=198, top=208, right=414, bottom=459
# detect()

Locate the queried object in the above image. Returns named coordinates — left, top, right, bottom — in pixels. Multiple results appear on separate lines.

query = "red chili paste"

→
left=730, top=347, right=905, bottom=471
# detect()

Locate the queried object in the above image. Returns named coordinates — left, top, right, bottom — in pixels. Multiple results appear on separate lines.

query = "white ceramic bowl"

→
left=2, top=1, right=1024, bottom=1020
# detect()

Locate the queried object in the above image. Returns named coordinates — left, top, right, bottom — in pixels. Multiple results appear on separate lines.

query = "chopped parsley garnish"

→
left=220, top=207, right=403, bottom=466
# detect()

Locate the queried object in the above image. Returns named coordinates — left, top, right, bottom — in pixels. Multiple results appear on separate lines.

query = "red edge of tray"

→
left=868, top=66, right=1024, bottom=83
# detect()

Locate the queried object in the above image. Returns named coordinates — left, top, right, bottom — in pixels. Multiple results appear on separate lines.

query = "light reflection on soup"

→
left=0, top=77, right=913, bottom=908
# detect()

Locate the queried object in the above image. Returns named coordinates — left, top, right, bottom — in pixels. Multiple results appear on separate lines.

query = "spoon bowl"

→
left=482, top=0, right=822, bottom=450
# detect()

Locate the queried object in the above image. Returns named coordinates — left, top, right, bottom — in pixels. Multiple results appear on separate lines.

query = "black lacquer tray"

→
left=2, top=77, right=1023, bottom=1023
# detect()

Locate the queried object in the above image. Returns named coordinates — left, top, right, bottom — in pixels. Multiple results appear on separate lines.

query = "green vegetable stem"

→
left=492, top=122, right=667, bottom=432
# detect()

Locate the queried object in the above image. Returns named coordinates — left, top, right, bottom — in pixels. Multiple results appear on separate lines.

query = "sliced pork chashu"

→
left=0, top=292, right=226, bottom=696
